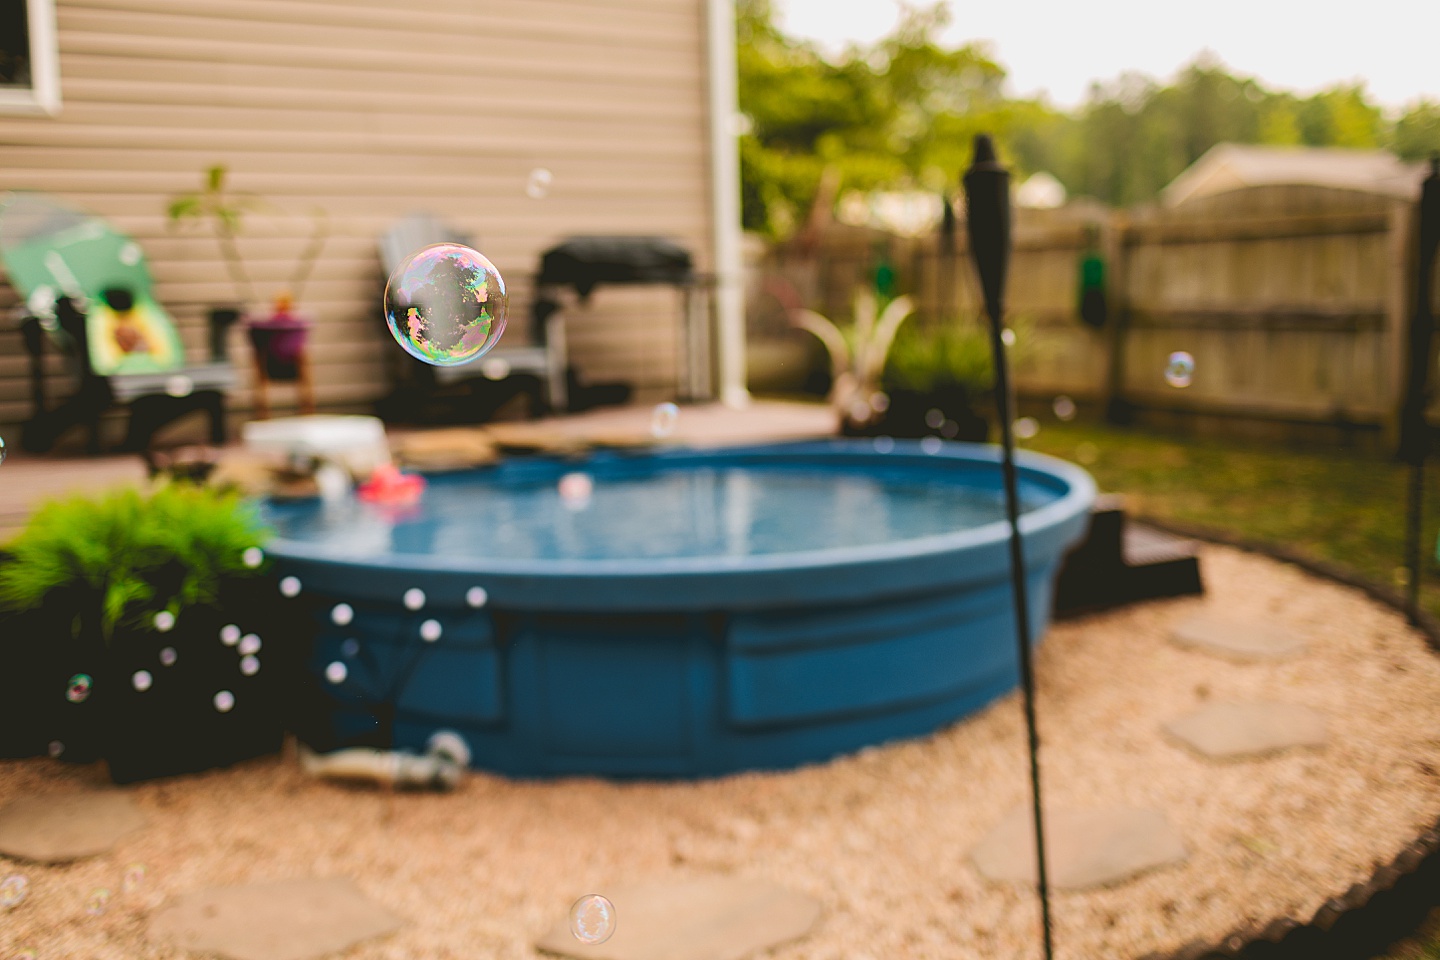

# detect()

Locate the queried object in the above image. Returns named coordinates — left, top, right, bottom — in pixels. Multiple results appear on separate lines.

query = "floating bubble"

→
left=924, top=408, right=945, bottom=430
left=920, top=436, right=943, bottom=455
left=85, top=888, right=110, bottom=916
left=325, top=662, right=348, bottom=685
left=164, top=375, right=193, bottom=398
left=466, top=586, right=488, bottom=609
left=1014, top=417, right=1040, bottom=440
left=331, top=603, right=353, bottom=627
left=159, top=646, right=177, bottom=667
left=0, top=874, right=28, bottom=909
left=279, top=576, right=302, bottom=598
left=122, top=863, right=147, bottom=894
left=213, top=691, right=235, bottom=713
left=872, top=436, right=895, bottom=454
left=238, top=634, right=261, bottom=656
left=0, top=435, right=6, bottom=466
left=481, top=356, right=511, bottom=381
left=66, top=674, right=93, bottom=704
left=420, top=619, right=442, bottom=643
left=119, top=241, right=142, bottom=266
left=848, top=399, right=872, bottom=424
left=341, top=638, right=361, bottom=657
left=558, top=472, right=594, bottom=511
left=384, top=243, right=507, bottom=367
left=153, top=610, right=175, bottom=632
left=220, top=624, right=241, bottom=646
left=1164, top=351, right=1194, bottom=388
left=869, top=392, right=890, bottom=413
left=240, top=655, right=260, bottom=677
left=940, top=420, right=959, bottom=440
left=1052, top=396, right=1077, bottom=421
left=526, top=167, right=553, bottom=199
left=1001, top=328, right=1016, bottom=347
left=131, top=671, right=153, bottom=693
left=47, top=740, right=64, bottom=758
left=15, top=949, right=36, bottom=960
left=1075, top=442, right=1099, bottom=466
left=242, top=547, right=264, bottom=569
left=570, top=894, right=616, bottom=945
left=650, top=402, right=679, bottom=439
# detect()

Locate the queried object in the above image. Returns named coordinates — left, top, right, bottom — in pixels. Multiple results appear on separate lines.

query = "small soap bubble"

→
left=481, top=356, right=511, bottom=380
left=1075, top=442, right=1100, bottom=466
left=164, top=375, right=193, bottom=398
left=331, top=603, right=354, bottom=626
left=924, top=408, right=945, bottom=430
left=466, top=586, right=489, bottom=608
left=1164, top=351, right=1194, bottom=388
left=1052, top=396, right=1077, bottom=421
left=220, top=624, right=241, bottom=646
left=872, top=435, right=895, bottom=454
left=848, top=399, right=872, bottom=424
left=920, top=436, right=943, bottom=455
left=122, top=863, right=147, bottom=894
left=242, top=546, right=264, bottom=569
left=47, top=740, right=64, bottom=758
left=153, top=610, right=175, bottom=632
left=403, top=587, right=426, bottom=611
left=526, top=167, right=553, bottom=199
left=650, top=402, right=679, bottom=439
left=279, top=576, right=302, bottom=598
left=1014, top=417, right=1040, bottom=440
left=160, top=646, right=177, bottom=667
left=15, top=949, right=37, bottom=960
left=940, top=420, right=959, bottom=440
left=0, top=874, right=28, bottom=909
left=420, top=619, right=442, bottom=643
left=213, top=690, right=235, bottom=713
left=120, top=241, right=142, bottom=266
left=1001, top=328, right=1017, bottom=347
left=558, top=472, right=594, bottom=511
left=341, top=638, right=361, bottom=657
left=869, top=392, right=890, bottom=413
left=0, top=435, right=6, bottom=466
left=240, top=655, right=260, bottom=677
left=85, top=888, right=110, bottom=916
left=66, top=674, right=93, bottom=704
left=325, top=662, right=348, bottom=685
left=570, top=894, right=616, bottom=945
left=131, top=671, right=153, bottom=693
left=238, top=634, right=261, bottom=656
left=384, top=243, right=507, bottom=367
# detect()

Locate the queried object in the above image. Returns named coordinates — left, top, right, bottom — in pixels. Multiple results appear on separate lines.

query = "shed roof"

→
left=1162, top=144, right=1426, bottom=206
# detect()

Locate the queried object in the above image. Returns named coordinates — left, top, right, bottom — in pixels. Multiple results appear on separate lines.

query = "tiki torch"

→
left=1402, top=155, right=1440, bottom=624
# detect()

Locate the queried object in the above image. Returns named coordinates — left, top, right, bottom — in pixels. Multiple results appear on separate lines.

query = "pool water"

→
left=265, top=461, right=1056, bottom=563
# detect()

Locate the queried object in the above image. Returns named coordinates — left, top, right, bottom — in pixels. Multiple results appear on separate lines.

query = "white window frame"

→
left=0, top=0, right=61, bottom=116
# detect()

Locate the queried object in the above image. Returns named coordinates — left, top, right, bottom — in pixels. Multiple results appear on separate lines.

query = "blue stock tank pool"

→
left=264, top=439, right=1095, bottom=778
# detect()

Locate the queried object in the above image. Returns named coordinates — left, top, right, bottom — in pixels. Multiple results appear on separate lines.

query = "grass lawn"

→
left=1017, top=417, right=1440, bottom=959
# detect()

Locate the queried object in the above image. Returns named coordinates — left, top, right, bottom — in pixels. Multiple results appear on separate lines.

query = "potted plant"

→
left=0, top=484, right=291, bottom=782
left=167, top=165, right=328, bottom=365
left=788, top=288, right=916, bottom=434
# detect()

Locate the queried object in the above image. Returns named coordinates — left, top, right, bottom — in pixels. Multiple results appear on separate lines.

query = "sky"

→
left=776, top=0, right=1440, bottom=112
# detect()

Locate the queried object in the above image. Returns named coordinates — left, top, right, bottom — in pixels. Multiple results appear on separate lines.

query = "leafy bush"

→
left=884, top=314, right=1037, bottom=394
left=0, top=484, right=270, bottom=642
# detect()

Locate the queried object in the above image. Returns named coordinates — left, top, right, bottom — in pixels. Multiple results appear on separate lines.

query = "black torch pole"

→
left=1401, top=156, right=1440, bottom=625
left=964, top=134, right=1054, bottom=960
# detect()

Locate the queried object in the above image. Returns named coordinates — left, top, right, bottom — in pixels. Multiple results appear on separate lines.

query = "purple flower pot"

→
left=247, top=314, right=311, bottom=381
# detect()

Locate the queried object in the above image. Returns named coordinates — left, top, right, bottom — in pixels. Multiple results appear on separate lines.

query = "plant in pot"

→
left=788, top=288, right=916, bottom=434
left=0, top=484, right=292, bottom=782
left=167, top=165, right=328, bottom=367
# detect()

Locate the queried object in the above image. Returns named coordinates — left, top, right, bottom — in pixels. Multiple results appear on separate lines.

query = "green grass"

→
left=1018, top=419, right=1440, bottom=620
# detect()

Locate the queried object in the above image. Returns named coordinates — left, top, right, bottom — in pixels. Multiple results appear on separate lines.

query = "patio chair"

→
left=378, top=213, right=567, bottom=417
left=0, top=192, right=236, bottom=454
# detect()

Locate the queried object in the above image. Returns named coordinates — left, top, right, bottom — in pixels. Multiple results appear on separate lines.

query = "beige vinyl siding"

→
left=0, top=0, right=715, bottom=437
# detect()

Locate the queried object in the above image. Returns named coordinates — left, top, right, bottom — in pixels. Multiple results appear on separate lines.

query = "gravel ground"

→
left=2, top=544, right=1439, bottom=960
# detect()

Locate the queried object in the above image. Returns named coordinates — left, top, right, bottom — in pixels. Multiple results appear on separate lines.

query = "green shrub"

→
left=0, top=484, right=271, bottom=642
left=884, top=314, right=1038, bottom=394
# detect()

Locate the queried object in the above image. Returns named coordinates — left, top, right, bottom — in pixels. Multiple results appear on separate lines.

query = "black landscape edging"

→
left=1128, top=515, right=1440, bottom=960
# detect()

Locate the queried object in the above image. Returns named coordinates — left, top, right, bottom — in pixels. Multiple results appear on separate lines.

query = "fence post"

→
left=1103, top=212, right=1133, bottom=424
left=1387, top=201, right=1418, bottom=454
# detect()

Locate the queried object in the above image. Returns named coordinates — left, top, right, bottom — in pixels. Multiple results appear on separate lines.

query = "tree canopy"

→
left=737, top=0, right=1440, bottom=237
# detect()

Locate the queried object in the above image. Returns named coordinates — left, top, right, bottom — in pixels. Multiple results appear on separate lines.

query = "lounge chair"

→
left=0, top=192, right=236, bottom=453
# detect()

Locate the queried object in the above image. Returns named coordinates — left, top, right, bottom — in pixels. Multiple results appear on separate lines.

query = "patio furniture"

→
left=378, top=213, right=565, bottom=419
left=0, top=192, right=236, bottom=454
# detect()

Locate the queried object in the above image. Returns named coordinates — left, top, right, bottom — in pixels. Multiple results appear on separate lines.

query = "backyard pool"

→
left=264, top=440, right=1095, bottom=777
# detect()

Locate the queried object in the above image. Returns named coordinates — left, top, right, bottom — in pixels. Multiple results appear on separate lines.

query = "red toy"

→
left=356, top=462, right=426, bottom=506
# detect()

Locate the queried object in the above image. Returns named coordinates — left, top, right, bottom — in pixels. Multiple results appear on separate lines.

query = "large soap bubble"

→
left=385, top=243, right=507, bottom=366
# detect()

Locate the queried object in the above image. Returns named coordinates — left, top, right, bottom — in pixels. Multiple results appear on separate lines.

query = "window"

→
left=0, top=0, right=60, bottom=115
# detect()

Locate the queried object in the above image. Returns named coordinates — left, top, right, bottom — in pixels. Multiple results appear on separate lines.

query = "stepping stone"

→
left=970, top=807, right=1188, bottom=890
left=0, top=792, right=147, bottom=863
left=534, top=875, right=821, bottom=960
left=1171, top=614, right=1307, bottom=662
left=149, top=878, right=402, bottom=960
left=1164, top=701, right=1328, bottom=759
